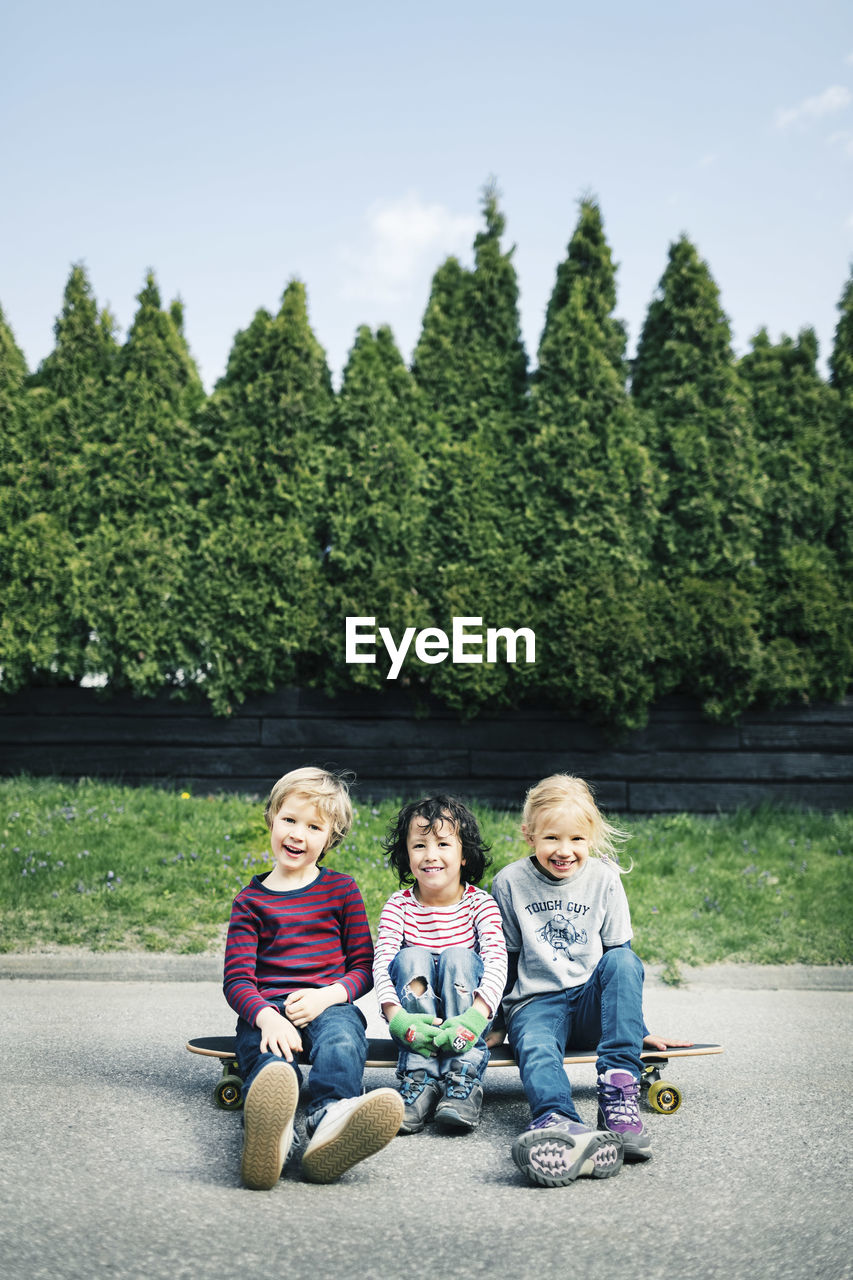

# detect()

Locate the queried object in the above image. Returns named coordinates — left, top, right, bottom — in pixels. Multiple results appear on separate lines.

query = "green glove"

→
left=432, top=1006, right=489, bottom=1055
left=388, top=1009, right=442, bottom=1058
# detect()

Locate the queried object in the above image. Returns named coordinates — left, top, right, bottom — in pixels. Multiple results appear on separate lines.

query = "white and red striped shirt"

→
left=373, top=883, right=507, bottom=1017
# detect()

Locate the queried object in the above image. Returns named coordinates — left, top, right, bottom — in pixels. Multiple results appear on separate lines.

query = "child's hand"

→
left=284, top=987, right=341, bottom=1027
left=256, top=1007, right=303, bottom=1060
left=433, top=1006, right=489, bottom=1054
left=643, top=1032, right=694, bottom=1051
left=485, top=1028, right=506, bottom=1049
left=388, top=1009, right=442, bottom=1057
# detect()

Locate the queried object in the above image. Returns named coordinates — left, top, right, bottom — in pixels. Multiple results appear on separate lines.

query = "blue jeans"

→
left=235, top=1000, right=368, bottom=1131
left=507, top=947, right=645, bottom=1123
left=389, top=945, right=491, bottom=1080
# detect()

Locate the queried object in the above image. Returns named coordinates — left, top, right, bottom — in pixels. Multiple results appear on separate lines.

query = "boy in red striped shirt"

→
left=224, top=767, right=402, bottom=1189
left=374, top=796, right=507, bottom=1134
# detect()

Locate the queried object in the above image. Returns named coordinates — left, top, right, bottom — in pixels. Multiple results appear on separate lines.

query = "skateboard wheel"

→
left=214, top=1075, right=244, bottom=1110
left=648, top=1079, right=681, bottom=1114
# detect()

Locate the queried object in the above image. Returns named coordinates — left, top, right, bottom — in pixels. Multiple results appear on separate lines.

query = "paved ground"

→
left=1, top=961, right=851, bottom=1280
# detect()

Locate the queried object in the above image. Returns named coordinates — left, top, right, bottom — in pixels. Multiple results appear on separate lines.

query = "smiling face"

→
left=406, top=814, right=466, bottom=905
left=267, top=792, right=332, bottom=888
left=524, top=807, right=591, bottom=880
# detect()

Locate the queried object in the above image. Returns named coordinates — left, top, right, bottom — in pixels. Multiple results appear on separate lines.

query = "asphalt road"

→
left=1, top=960, right=851, bottom=1280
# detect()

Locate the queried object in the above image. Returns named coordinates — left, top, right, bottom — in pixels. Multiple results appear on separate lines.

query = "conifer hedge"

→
left=1, top=191, right=850, bottom=728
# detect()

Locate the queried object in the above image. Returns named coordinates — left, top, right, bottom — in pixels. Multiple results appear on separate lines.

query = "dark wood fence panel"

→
left=1, top=686, right=850, bottom=812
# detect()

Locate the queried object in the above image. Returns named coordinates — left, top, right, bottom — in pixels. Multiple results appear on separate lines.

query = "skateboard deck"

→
left=188, top=1035, right=722, bottom=1115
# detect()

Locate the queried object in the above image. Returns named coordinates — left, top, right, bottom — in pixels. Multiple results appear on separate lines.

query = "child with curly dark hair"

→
left=374, top=796, right=507, bottom=1135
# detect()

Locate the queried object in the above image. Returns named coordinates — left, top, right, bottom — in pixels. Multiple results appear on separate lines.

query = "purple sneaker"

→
left=597, top=1069, right=652, bottom=1161
left=511, top=1111, right=624, bottom=1187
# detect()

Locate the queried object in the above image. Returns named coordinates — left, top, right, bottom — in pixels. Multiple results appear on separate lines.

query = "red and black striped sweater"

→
left=223, top=868, right=374, bottom=1026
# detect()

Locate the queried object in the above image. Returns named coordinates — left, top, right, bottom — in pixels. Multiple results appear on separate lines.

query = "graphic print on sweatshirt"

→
left=525, top=897, right=590, bottom=963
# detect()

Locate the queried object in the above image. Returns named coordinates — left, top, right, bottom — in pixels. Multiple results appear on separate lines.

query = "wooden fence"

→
left=2, top=686, right=851, bottom=811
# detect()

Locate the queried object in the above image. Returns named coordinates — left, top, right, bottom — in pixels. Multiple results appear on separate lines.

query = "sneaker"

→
left=433, top=1069, right=484, bottom=1132
left=397, top=1071, right=442, bottom=1135
left=301, top=1089, right=404, bottom=1183
left=512, top=1112, right=624, bottom=1188
left=240, top=1060, right=299, bottom=1190
left=597, top=1068, right=652, bottom=1161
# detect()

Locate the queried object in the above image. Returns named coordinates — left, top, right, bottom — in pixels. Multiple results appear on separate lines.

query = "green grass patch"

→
left=1, top=777, right=851, bottom=977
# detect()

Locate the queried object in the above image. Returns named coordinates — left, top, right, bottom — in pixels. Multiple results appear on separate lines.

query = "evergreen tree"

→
left=632, top=236, right=764, bottom=576
left=412, top=181, right=527, bottom=438
left=408, top=185, right=532, bottom=713
left=409, top=256, right=470, bottom=433
left=0, top=305, right=79, bottom=690
left=192, top=280, right=333, bottom=711
left=740, top=328, right=850, bottom=703
left=28, top=264, right=118, bottom=543
left=742, top=328, right=840, bottom=557
left=0, top=303, right=27, bottom=390
left=467, top=183, right=528, bottom=429
left=319, top=325, right=432, bottom=690
left=829, top=269, right=853, bottom=409
left=529, top=198, right=656, bottom=572
left=632, top=236, right=766, bottom=717
left=523, top=198, right=658, bottom=727
left=829, top=269, right=853, bottom=580
left=0, top=303, right=28, bottom=455
left=32, top=264, right=116, bottom=401
left=73, top=273, right=206, bottom=695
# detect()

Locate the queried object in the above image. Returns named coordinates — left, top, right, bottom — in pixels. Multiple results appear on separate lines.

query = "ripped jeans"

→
left=388, top=945, right=491, bottom=1080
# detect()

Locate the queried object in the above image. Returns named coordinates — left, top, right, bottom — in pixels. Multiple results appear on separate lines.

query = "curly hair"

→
left=383, top=795, right=492, bottom=887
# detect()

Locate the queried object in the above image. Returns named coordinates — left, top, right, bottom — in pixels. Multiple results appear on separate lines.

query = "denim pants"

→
left=235, top=1000, right=367, bottom=1131
left=389, top=945, right=491, bottom=1080
left=507, top=947, right=645, bottom=1123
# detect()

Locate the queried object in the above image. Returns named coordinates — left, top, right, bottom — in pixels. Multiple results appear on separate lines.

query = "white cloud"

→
left=776, top=84, right=852, bottom=129
left=340, top=193, right=478, bottom=304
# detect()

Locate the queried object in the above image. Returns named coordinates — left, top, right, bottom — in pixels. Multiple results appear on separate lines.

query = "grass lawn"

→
left=1, top=776, right=851, bottom=981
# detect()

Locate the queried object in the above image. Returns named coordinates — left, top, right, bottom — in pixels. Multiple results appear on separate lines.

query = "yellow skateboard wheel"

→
left=648, top=1079, right=681, bottom=1114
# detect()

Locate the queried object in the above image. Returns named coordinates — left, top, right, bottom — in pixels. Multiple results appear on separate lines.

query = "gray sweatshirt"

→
left=491, top=855, right=633, bottom=1019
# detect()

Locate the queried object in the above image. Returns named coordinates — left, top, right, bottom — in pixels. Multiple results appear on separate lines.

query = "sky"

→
left=2, top=0, right=852, bottom=390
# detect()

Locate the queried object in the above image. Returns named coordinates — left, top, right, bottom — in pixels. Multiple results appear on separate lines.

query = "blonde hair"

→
left=522, top=774, right=630, bottom=871
left=264, top=767, right=354, bottom=851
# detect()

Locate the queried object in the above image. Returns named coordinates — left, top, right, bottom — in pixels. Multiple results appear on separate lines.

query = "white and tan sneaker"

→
left=240, top=1061, right=299, bottom=1190
left=301, top=1089, right=404, bottom=1183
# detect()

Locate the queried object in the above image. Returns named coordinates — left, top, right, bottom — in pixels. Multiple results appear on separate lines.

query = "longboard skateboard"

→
left=187, top=1035, right=722, bottom=1115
